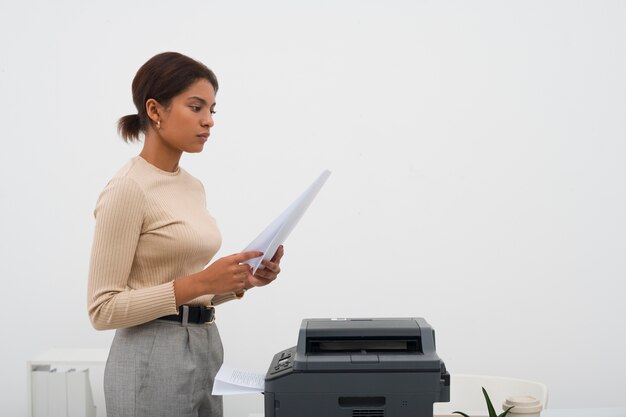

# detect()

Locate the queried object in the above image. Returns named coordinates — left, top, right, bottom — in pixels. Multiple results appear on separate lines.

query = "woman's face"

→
left=157, top=79, right=216, bottom=154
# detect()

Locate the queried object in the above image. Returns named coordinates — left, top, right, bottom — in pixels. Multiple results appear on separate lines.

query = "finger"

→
left=254, top=268, right=271, bottom=279
left=257, top=265, right=279, bottom=280
left=232, top=251, right=264, bottom=263
left=246, top=267, right=256, bottom=278
left=238, top=267, right=250, bottom=277
left=271, top=246, right=285, bottom=263
left=261, top=259, right=280, bottom=273
left=235, top=263, right=252, bottom=274
left=249, top=274, right=273, bottom=287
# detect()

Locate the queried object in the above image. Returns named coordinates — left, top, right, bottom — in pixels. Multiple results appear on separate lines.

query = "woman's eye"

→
left=191, top=106, right=201, bottom=112
left=210, top=110, right=216, bottom=115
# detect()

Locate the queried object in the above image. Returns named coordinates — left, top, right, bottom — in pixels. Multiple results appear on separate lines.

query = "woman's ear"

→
left=145, top=98, right=161, bottom=124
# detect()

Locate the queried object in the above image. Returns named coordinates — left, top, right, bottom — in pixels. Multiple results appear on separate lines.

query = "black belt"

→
left=159, top=305, right=215, bottom=324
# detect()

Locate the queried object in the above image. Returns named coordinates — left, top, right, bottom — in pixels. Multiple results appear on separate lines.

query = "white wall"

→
left=1, top=1, right=625, bottom=416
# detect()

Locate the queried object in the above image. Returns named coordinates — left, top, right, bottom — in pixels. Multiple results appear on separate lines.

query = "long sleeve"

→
left=87, top=177, right=178, bottom=330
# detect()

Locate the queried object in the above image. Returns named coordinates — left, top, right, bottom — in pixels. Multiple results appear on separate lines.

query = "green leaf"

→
left=499, top=406, right=515, bottom=417
left=454, top=387, right=515, bottom=417
left=482, top=387, right=498, bottom=417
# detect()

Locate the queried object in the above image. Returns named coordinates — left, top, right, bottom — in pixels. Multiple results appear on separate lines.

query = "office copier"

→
left=264, top=318, right=450, bottom=417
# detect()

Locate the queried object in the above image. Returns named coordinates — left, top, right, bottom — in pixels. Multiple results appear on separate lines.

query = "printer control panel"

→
left=268, top=347, right=296, bottom=377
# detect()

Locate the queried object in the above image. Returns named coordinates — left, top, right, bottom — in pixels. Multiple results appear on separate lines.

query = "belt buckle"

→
left=203, top=307, right=216, bottom=324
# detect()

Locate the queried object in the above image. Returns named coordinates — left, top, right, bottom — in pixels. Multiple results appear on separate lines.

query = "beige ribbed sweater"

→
left=88, top=156, right=236, bottom=330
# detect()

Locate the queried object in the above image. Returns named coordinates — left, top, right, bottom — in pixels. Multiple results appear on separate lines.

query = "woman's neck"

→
left=140, top=132, right=182, bottom=172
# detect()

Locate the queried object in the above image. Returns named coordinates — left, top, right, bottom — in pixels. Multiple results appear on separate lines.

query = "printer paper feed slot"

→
left=308, top=338, right=422, bottom=354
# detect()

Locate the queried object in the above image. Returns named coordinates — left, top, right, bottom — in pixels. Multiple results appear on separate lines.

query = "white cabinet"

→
left=27, top=349, right=108, bottom=417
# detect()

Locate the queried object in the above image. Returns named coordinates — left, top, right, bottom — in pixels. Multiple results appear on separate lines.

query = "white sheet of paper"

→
left=212, top=365, right=265, bottom=395
left=242, top=169, right=331, bottom=273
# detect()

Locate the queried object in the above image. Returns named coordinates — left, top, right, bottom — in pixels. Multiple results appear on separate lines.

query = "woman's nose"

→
left=202, top=112, right=214, bottom=128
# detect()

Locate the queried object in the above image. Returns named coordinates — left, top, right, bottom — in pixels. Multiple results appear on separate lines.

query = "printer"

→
left=264, top=317, right=450, bottom=417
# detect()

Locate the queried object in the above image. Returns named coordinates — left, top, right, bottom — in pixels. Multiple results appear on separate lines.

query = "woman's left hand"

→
left=247, top=245, right=284, bottom=288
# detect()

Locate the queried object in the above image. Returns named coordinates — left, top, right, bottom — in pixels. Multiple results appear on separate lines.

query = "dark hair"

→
left=117, top=52, right=219, bottom=142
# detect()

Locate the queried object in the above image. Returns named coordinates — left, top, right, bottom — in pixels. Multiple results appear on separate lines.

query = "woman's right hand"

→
left=174, top=251, right=263, bottom=306
left=198, top=251, right=263, bottom=294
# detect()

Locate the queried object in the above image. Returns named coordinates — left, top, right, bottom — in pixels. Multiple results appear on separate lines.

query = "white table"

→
left=543, top=408, right=626, bottom=417
left=250, top=408, right=626, bottom=417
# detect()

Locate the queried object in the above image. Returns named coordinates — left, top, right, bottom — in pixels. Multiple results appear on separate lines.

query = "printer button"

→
left=350, top=354, right=380, bottom=363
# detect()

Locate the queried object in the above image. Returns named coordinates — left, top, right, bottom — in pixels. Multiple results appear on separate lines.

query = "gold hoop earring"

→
left=157, top=119, right=161, bottom=129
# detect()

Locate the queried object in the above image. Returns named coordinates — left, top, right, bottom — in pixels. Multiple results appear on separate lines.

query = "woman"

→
left=87, top=51, right=284, bottom=417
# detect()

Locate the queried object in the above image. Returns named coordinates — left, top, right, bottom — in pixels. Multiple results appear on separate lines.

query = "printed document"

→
left=242, top=169, right=331, bottom=273
left=212, top=365, right=265, bottom=395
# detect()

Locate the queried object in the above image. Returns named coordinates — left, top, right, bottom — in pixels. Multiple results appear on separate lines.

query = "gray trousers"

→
left=104, top=319, right=224, bottom=417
